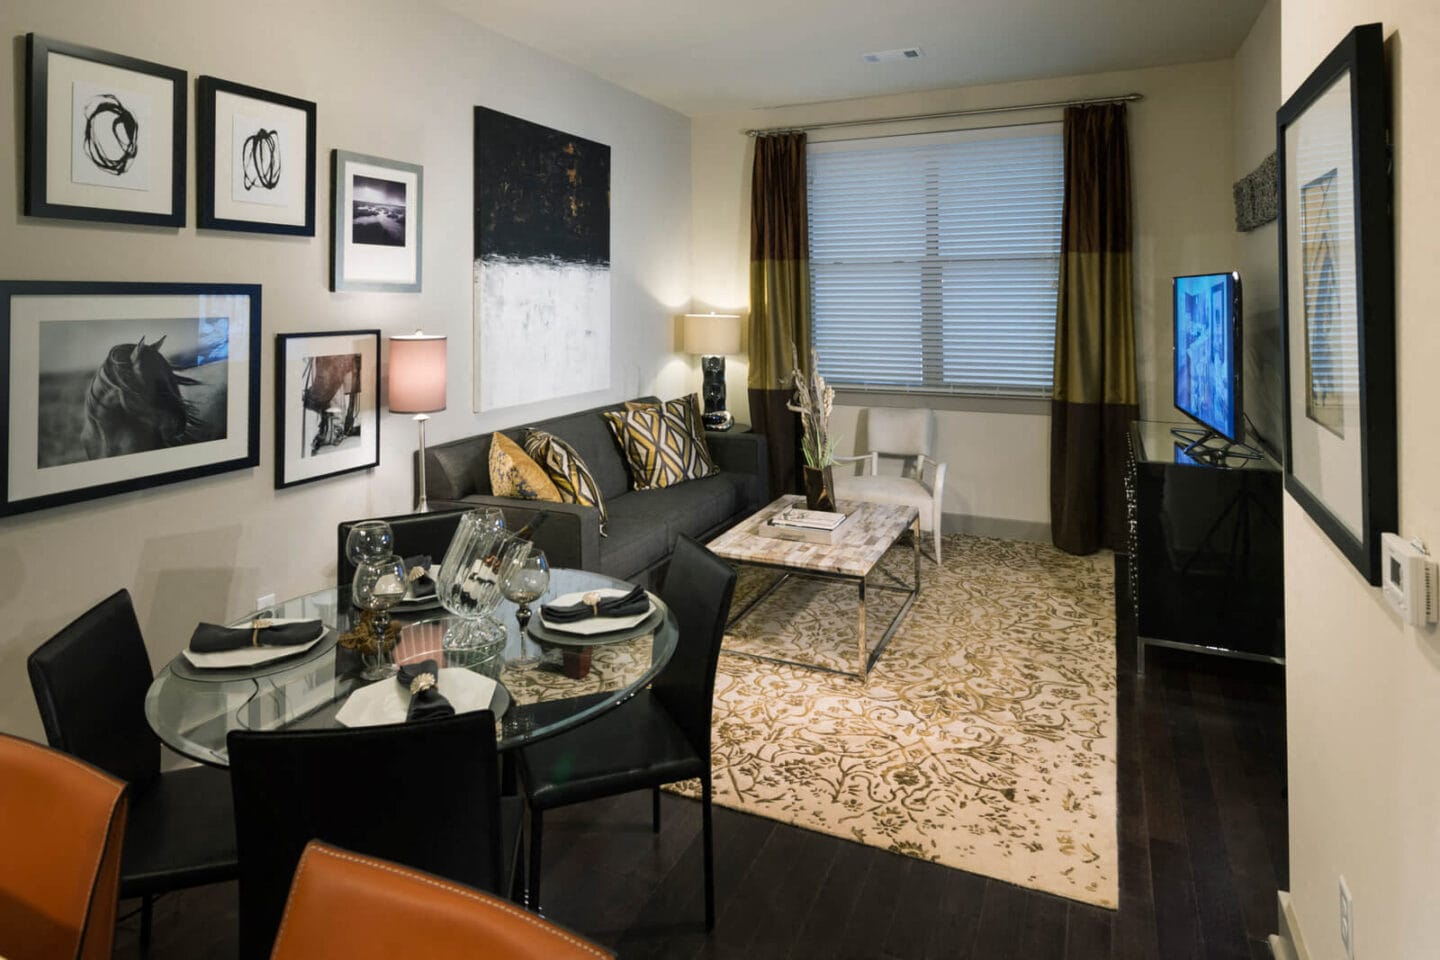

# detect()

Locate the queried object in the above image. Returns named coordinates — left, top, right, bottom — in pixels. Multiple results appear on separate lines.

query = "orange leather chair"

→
left=0, top=733, right=127, bottom=960
left=270, top=842, right=612, bottom=960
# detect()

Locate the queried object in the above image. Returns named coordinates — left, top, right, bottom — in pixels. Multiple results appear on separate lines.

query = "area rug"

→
left=676, top=535, right=1118, bottom=908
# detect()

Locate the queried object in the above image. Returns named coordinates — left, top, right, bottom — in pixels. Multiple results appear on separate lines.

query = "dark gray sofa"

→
left=422, top=397, right=769, bottom=590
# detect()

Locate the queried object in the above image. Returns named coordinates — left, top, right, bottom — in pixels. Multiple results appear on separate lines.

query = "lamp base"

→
left=702, top=410, right=735, bottom=431
left=414, top=413, right=431, bottom=514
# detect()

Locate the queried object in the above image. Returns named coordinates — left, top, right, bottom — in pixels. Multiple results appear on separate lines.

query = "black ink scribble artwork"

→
left=351, top=175, right=407, bottom=247
left=241, top=128, right=282, bottom=192
left=82, top=94, right=140, bottom=176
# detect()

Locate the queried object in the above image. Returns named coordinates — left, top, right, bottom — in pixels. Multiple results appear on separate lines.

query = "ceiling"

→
left=438, top=0, right=1266, bottom=115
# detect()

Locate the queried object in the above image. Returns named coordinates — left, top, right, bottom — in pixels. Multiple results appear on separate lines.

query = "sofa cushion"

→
left=523, top=407, right=633, bottom=502
left=604, top=475, right=742, bottom=546
left=488, top=433, right=561, bottom=501
left=524, top=430, right=609, bottom=534
left=602, top=401, right=718, bottom=491
left=595, top=514, right=672, bottom=580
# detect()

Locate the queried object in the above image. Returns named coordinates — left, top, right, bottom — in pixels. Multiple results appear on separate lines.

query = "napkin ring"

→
left=250, top=618, right=273, bottom=647
left=406, top=566, right=426, bottom=582
left=409, top=672, right=437, bottom=696
left=582, top=590, right=603, bottom=615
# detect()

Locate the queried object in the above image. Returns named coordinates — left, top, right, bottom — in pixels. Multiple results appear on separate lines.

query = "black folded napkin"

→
left=541, top=585, right=649, bottom=624
left=403, top=554, right=435, bottom=599
left=396, top=659, right=455, bottom=722
left=189, top=619, right=322, bottom=653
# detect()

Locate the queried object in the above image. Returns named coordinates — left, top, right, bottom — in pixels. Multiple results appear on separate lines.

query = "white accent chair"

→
left=833, top=408, right=948, bottom=564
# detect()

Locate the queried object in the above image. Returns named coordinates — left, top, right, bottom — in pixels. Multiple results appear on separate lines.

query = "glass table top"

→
left=145, top=568, right=676, bottom=766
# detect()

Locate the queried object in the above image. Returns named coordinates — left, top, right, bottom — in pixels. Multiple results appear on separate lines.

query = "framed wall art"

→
left=24, top=34, right=187, bottom=227
left=0, top=281, right=261, bottom=517
left=330, top=151, right=423, bottom=292
left=1277, top=22, right=1395, bottom=584
left=473, top=107, right=610, bottom=411
left=198, top=76, right=317, bottom=235
left=274, top=330, right=380, bottom=489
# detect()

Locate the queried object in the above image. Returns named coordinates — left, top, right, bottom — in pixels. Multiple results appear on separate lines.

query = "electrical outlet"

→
left=1339, top=876, right=1354, bottom=959
left=256, top=593, right=276, bottom=613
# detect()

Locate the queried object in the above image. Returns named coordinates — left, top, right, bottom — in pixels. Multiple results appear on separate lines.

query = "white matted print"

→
left=70, top=78, right=152, bottom=191
left=330, top=151, right=422, bottom=292
left=275, top=331, right=379, bottom=488
left=198, top=77, right=316, bottom=235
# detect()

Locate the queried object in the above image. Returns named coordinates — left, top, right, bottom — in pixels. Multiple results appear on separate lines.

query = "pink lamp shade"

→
left=388, top=333, right=447, bottom=414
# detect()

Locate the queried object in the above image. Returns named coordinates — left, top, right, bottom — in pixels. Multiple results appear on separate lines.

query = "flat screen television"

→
left=1172, top=271, right=1242, bottom=443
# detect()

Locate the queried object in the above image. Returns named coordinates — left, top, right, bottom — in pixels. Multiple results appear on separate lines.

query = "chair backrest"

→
left=0, top=734, right=127, bottom=960
left=270, top=841, right=612, bottom=959
left=228, top=711, right=504, bottom=960
left=27, top=588, right=160, bottom=786
left=865, top=407, right=935, bottom=459
left=336, top=509, right=469, bottom=588
left=653, top=535, right=737, bottom=759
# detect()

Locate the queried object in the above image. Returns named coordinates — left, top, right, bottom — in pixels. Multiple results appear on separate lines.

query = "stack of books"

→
left=754, top=505, right=850, bottom=545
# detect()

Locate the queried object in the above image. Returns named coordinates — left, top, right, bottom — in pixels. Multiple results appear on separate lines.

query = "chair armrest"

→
left=705, top=431, right=771, bottom=508
left=918, top=454, right=947, bottom=496
left=422, top=495, right=603, bottom=572
left=833, top=452, right=879, bottom=476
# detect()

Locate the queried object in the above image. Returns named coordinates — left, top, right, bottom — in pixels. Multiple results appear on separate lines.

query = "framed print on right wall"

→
left=1277, top=21, right=1395, bottom=585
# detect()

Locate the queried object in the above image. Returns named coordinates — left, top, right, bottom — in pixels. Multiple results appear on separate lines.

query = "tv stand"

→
left=1169, top=426, right=1264, bottom=464
left=1127, top=421, right=1284, bottom=676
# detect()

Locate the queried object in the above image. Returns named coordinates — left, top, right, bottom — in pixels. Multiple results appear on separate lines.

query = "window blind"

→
left=807, top=125, right=1064, bottom=396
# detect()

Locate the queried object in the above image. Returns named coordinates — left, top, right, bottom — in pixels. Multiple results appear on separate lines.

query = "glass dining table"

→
left=145, top=568, right=676, bottom=767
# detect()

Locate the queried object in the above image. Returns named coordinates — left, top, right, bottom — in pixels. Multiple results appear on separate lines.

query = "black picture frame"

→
left=274, top=330, right=381, bottom=489
left=197, top=76, right=318, bottom=235
left=1276, top=22, right=1395, bottom=584
left=329, top=150, right=424, bottom=292
left=0, top=281, right=262, bottom=518
left=24, top=34, right=187, bottom=227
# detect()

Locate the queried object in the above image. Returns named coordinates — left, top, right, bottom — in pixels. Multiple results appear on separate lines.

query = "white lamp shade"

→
left=388, top=334, right=447, bottom=413
left=682, top=313, right=742, bottom=356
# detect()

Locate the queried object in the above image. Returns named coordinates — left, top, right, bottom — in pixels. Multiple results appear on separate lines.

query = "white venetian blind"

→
left=807, top=125, right=1064, bottom=396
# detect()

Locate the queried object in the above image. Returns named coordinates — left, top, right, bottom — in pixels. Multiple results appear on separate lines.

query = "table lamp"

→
left=388, top=331, right=447, bottom=512
left=682, top=312, right=742, bottom=430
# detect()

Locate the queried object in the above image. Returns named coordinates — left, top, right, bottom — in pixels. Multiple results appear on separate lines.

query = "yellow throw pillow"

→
left=523, top=429, right=608, bottom=534
left=604, top=395, right=719, bottom=490
left=488, top=432, right=562, bottom=502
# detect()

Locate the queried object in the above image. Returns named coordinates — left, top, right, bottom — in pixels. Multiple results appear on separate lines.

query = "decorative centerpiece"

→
left=435, top=508, right=530, bottom=678
left=788, top=347, right=837, bottom=511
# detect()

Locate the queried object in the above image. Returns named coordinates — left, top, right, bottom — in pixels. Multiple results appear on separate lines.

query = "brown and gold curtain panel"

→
left=1050, top=104, right=1138, bottom=555
left=747, top=132, right=811, bottom=499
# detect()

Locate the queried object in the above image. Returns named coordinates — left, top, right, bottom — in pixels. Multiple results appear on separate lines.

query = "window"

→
left=807, top=125, right=1064, bottom=397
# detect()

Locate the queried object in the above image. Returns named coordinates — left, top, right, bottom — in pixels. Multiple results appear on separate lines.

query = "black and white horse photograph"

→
left=37, top=316, right=230, bottom=468
left=300, top=353, right=362, bottom=458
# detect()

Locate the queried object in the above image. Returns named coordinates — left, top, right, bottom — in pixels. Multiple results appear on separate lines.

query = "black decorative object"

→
left=1277, top=22, right=1395, bottom=584
left=275, top=330, right=380, bottom=489
left=1, top=281, right=261, bottom=517
left=1233, top=152, right=1278, bottom=232
left=803, top=464, right=836, bottom=512
left=24, top=35, right=187, bottom=227
left=198, top=77, right=317, bottom=236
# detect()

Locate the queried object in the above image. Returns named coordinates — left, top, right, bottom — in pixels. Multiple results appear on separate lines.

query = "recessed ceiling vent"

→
left=862, top=47, right=924, bottom=64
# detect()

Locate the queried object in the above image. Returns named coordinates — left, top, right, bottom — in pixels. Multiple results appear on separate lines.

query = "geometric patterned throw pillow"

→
left=488, top=432, right=562, bottom=502
left=604, top=395, right=719, bottom=490
left=522, top=429, right=608, bottom=534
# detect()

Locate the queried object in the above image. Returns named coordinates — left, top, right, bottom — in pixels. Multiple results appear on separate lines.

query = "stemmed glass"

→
left=351, top=554, right=407, bottom=679
left=501, top=546, right=550, bottom=668
left=345, top=520, right=394, bottom=567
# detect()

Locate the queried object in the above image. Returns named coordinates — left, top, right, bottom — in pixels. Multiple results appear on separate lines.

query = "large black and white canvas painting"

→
left=473, top=107, right=610, bottom=411
left=275, top=330, right=379, bottom=489
left=198, top=77, right=317, bottom=235
left=330, top=151, right=422, bottom=292
left=25, top=35, right=186, bottom=226
left=2, top=282, right=261, bottom=517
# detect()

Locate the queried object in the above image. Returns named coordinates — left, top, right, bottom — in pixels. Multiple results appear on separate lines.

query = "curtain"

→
left=747, top=132, right=811, bottom=499
left=1050, top=104, right=1138, bottom=555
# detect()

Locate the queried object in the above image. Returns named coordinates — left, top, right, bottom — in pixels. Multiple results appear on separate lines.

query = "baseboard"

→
left=941, top=512, right=1050, bottom=543
left=1272, top=891, right=1312, bottom=960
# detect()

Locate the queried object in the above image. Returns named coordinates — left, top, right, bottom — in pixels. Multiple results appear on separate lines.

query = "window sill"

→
left=831, top=388, right=1051, bottom=416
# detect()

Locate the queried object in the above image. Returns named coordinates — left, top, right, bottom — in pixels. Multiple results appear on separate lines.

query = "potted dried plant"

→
left=788, top=347, right=837, bottom=511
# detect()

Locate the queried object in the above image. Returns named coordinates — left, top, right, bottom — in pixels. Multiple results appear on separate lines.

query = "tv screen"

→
left=1173, top=271, right=1242, bottom=442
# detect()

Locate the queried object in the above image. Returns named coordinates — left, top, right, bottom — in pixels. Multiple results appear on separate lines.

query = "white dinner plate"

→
left=181, top=619, right=327, bottom=670
left=335, top=668, right=497, bottom=727
left=539, top=588, right=657, bottom=636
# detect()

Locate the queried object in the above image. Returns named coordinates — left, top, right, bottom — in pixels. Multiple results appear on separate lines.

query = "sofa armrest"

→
left=706, top=431, right=770, bottom=511
left=422, top=496, right=603, bottom=572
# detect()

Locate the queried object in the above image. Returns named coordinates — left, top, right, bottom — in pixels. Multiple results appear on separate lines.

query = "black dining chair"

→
left=515, top=534, right=737, bottom=928
left=227, top=711, right=522, bottom=960
left=27, top=588, right=240, bottom=948
left=336, top=509, right=470, bottom=589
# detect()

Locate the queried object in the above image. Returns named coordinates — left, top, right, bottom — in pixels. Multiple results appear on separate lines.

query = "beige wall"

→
left=0, top=0, right=692, bottom=741
left=690, top=60, right=1237, bottom=531
left=1280, top=5, right=1440, bottom=959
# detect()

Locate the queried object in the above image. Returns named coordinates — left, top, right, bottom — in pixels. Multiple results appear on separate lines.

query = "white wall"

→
left=690, top=61, right=1236, bottom=533
left=0, top=0, right=692, bottom=741
left=1280, top=5, right=1440, bottom=959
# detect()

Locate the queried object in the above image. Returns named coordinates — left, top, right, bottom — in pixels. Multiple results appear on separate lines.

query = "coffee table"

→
left=706, top=495, right=921, bottom=679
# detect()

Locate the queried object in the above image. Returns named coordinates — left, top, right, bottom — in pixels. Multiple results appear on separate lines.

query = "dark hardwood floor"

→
left=115, top=556, right=1287, bottom=959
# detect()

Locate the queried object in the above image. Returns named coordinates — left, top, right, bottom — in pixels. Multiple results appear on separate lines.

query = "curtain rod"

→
left=744, top=93, right=1143, bottom=136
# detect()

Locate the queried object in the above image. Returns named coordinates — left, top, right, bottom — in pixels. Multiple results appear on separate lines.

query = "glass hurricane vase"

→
left=435, top=508, right=528, bottom=677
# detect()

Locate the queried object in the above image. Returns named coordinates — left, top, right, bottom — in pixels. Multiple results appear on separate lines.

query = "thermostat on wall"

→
left=1380, top=533, right=1438, bottom=626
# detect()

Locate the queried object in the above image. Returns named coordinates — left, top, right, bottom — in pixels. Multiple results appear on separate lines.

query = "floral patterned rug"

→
left=676, top=535, right=1118, bottom=908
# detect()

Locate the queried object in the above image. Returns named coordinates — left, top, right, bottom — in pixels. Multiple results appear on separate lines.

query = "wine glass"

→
left=345, top=520, right=394, bottom=567
left=501, top=546, right=550, bottom=668
left=351, top=554, right=408, bottom=679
